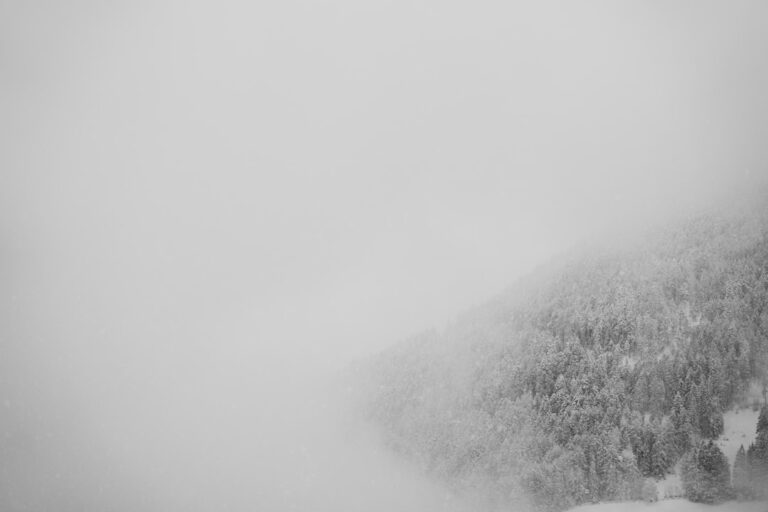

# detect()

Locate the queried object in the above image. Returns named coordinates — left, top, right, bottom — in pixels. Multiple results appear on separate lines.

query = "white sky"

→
left=1, top=1, right=767, bottom=510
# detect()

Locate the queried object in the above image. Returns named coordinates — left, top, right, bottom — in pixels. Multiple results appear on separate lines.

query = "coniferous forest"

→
left=353, top=198, right=768, bottom=511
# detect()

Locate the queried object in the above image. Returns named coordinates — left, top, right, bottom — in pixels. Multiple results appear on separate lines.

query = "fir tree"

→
left=681, top=440, right=732, bottom=503
left=671, top=392, right=692, bottom=456
left=733, top=444, right=751, bottom=498
left=757, top=404, right=768, bottom=434
left=748, top=430, right=768, bottom=497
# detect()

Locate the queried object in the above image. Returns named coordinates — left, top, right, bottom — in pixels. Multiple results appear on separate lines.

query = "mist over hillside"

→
left=3, top=0, right=768, bottom=510
left=355, top=196, right=768, bottom=511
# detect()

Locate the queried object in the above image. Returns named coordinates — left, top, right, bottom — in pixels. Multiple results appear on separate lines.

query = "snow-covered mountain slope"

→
left=356, top=200, right=768, bottom=511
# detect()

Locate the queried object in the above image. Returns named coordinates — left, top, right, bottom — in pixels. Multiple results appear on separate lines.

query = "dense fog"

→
left=2, top=0, right=768, bottom=510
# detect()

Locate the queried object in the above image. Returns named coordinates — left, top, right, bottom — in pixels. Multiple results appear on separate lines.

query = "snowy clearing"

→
left=718, top=407, right=761, bottom=468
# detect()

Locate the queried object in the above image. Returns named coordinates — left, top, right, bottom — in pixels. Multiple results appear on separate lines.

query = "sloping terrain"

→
left=353, top=198, right=768, bottom=511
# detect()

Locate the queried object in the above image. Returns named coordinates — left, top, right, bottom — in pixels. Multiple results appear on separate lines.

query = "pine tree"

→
left=699, top=441, right=730, bottom=494
left=733, top=444, right=751, bottom=498
left=649, top=376, right=666, bottom=417
left=681, top=440, right=732, bottom=503
left=757, top=404, right=768, bottom=434
left=748, top=430, right=768, bottom=497
left=633, top=374, right=650, bottom=412
left=671, top=392, right=692, bottom=456
left=650, top=419, right=672, bottom=478
left=696, top=392, right=724, bottom=439
left=681, top=447, right=705, bottom=502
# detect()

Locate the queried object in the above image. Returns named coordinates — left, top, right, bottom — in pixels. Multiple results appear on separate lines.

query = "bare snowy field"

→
left=719, top=408, right=760, bottom=468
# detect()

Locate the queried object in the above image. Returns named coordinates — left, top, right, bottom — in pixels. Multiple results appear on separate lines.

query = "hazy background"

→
left=1, top=0, right=767, bottom=510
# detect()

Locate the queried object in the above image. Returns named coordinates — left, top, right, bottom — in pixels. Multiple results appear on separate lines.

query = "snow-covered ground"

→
left=718, top=407, right=760, bottom=467
left=654, top=405, right=760, bottom=500
left=570, top=498, right=767, bottom=512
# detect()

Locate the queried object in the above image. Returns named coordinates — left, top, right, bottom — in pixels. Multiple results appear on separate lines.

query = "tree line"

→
left=356, top=202, right=768, bottom=511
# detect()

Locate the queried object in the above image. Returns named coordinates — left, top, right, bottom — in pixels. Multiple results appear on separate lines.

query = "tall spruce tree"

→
left=747, top=407, right=768, bottom=497
left=681, top=440, right=732, bottom=503
left=748, top=430, right=768, bottom=497
left=733, top=444, right=751, bottom=498
left=671, top=392, right=692, bottom=456
left=757, top=404, right=768, bottom=434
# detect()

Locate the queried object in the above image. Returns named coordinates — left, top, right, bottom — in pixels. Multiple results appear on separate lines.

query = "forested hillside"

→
left=353, top=199, right=768, bottom=511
